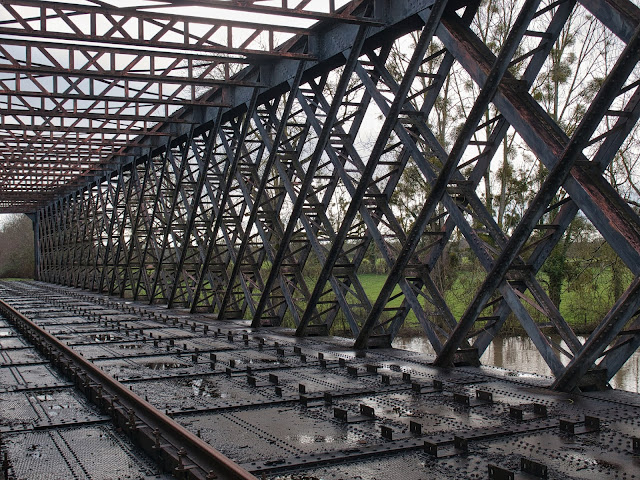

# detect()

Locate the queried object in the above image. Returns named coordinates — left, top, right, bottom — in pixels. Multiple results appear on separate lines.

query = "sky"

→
left=0, top=214, right=15, bottom=230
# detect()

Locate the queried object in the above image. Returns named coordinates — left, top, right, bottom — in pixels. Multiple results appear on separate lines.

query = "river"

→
left=392, top=335, right=640, bottom=393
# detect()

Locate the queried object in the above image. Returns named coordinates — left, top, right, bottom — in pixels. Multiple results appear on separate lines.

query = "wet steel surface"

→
left=1, top=281, right=639, bottom=479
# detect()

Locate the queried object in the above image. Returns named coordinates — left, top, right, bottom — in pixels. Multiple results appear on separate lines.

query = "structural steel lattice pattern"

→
left=2, top=0, right=640, bottom=391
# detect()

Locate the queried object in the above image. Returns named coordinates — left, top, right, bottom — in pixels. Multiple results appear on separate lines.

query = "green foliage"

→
left=0, top=214, right=34, bottom=279
left=355, top=246, right=629, bottom=335
left=541, top=244, right=570, bottom=307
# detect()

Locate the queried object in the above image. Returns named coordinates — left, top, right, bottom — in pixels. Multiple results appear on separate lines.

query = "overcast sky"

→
left=0, top=214, right=15, bottom=229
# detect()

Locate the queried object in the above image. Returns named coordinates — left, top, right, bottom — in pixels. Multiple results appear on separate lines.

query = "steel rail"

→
left=0, top=297, right=257, bottom=480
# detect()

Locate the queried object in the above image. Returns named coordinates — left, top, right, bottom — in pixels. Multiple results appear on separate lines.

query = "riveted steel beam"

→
left=297, top=1, right=449, bottom=343
left=215, top=61, right=307, bottom=320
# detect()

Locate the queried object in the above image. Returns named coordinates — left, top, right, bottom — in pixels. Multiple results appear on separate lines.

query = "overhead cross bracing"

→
left=2, top=0, right=640, bottom=392
left=0, top=0, right=373, bottom=212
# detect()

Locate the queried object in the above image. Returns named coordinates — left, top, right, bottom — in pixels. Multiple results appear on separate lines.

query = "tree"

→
left=0, top=214, right=35, bottom=278
left=527, top=8, right=605, bottom=308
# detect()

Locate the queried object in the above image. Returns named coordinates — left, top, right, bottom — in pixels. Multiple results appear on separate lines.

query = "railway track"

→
left=0, top=284, right=256, bottom=480
left=1, top=280, right=639, bottom=479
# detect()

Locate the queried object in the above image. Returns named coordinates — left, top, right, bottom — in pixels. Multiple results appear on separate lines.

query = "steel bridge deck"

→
left=0, top=280, right=639, bottom=480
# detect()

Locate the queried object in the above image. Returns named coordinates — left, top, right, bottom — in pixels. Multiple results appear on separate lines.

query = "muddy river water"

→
left=392, top=335, right=640, bottom=393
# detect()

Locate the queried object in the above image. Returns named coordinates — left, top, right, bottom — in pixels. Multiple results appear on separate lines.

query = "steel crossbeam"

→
left=167, top=113, right=223, bottom=308
left=163, top=132, right=226, bottom=309
left=249, top=22, right=372, bottom=329
left=109, top=157, right=147, bottom=297
left=7, top=0, right=640, bottom=391
left=439, top=14, right=640, bottom=272
left=215, top=95, right=320, bottom=325
left=187, top=100, right=264, bottom=314
left=353, top=0, right=549, bottom=355
left=428, top=10, right=635, bottom=368
left=473, top=21, right=640, bottom=357
left=129, top=143, right=172, bottom=301
left=204, top=71, right=371, bottom=328
left=0, top=0, right=369, bottom=211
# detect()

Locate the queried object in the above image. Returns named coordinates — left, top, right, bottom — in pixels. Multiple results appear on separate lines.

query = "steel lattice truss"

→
left=3, top=0, right=640, bottom=391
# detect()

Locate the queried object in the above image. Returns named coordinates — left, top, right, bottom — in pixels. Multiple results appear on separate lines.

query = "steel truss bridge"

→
left=1, top=0, right=640, bottom=395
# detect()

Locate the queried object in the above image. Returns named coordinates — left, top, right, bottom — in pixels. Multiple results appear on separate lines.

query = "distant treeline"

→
left=0, top=214, right=34, bottom=278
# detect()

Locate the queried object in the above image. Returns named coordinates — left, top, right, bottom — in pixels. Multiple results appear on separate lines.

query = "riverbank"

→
left=391, top=333, right=640, bottom=393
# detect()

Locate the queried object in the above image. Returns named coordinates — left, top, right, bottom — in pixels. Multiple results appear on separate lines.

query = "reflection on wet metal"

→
left=93, top=333, right=122, bottom=343
left=143, top=362, right=188, bottom=370
left=178, top=378, right=221, bottom=398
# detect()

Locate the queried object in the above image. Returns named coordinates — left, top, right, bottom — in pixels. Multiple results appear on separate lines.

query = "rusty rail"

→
left=0, top=298, right=257, bottom=480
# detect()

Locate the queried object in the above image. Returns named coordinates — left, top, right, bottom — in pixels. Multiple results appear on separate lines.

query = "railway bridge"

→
left=1, top=0, right=640, bottom=478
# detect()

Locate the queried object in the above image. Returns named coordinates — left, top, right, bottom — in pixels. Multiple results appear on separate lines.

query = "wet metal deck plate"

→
left=1, top=281, right=639, bottom=479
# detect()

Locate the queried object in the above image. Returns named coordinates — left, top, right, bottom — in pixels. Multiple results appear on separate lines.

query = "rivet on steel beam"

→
left=175, top=448, right=187, bottom=473
left=152, top=429, right=161, bottom=450
left=127, top=408, right=136, bottom=430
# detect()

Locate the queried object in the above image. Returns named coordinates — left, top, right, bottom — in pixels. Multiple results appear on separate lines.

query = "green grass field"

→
left=355, top=269, right=628, bottom=334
